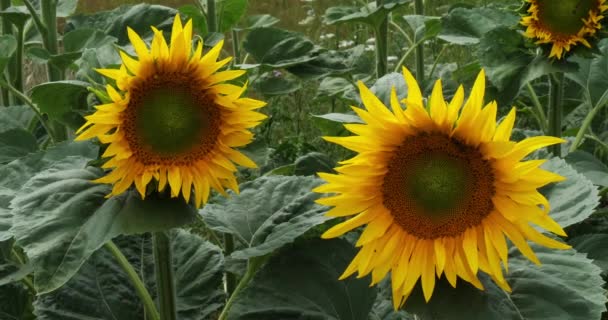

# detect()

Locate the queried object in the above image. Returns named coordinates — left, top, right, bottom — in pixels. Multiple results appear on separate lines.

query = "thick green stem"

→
left=224, top=233, right=236, bottom=296
left=105, top=241, right=160, bottom=320
left=10, top=249, right=36, bottom=294
left=231, top=29, right=240, bottom=65
left=570, top=102, right=608, bottom=152
left=0, top=78, right=56, bottom=144
left=218, top=259, right=262, bottom=320
left=12, top=25, right=24, bottom=94
left=153, top=232, right=177, bottom=320
left=526, top=82, right=548, bottom=133
left=414, top=0, right=424, bottom=83
left=548, top=73, right=564, bottom=157
left=375, top=0, right=388, bottom=78
left=40, top=0, right=63, bottom=81
left=207, top=0, right=217, bottom=33
left=0, top=0, right=11, bottom=106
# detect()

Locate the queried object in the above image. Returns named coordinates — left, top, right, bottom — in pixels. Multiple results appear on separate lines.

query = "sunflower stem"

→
left=414, top=0, right=424, bottom=83
left=153, top=231, right=177, bottom=320
left=11, top=22, right=25, bottom=100
left=105, top=241, right=160, bottom=320
left=375, top=0, right=389, bottom=78
left=0, top=0, right=11, bottom=106
left=231, top=29, right=240, bottom=65
left=526, top=82, right=548, bottom=133
left=10, top=248, right=36, bottom=295
left=224, top=233, right=236, bottom=296
left=207, top=0, right=217, bottom=33
left=570, top=101, right=608, bottom=153
left=548, top=72, right=564, bottom=157
left=218, top=257, right=264, bottom=320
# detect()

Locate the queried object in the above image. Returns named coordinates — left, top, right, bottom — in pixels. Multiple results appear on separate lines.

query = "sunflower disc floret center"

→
left=123, top=73, right=221, bottom=166
left=382, top=133, right=495, bottom=239
left=536, top=0, right=595, bottom=35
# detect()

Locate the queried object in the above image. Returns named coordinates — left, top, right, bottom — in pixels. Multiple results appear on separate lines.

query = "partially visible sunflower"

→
left=76, top=15, right=266, bottom=207
left=314, top=68, right=570, bottom=308
left=521, top=0, right=608, bottom=59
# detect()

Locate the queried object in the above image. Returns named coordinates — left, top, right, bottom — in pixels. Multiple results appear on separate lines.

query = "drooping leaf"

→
left=63, top=28, right=117, bottom=53
left=0, top=105, right=37, bottom=164
left=252, top=71, right=302, bottom=96
left=30, top=80, right=90, bottom=129
left=565, top=150, right=608, bottom=187
left=218, top=0, right=248, bottom=32
left=371, top=72, right=408, bottom=107
left=540, top=157, right=600, bottom=228
left=438, top=7, right=519, bottom=45
left=242, top=27, right=317, bottom=68
left=567, top=39, right=608, bottom=109
left=569, top=234, right=608, bottom=276
left=324, top=0, right=411, bottom=28
left=239, top=14, right=279, bottom=30
left=201, top=175, right=329, bottom=260
left=227, top=239, right=377, bottom=320
left=294, top=152, right=335, bottom=176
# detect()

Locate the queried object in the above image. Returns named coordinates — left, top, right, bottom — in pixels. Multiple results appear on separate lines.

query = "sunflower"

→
left=76, top=15, right=266, bottom=207
left=314, top=68, right=570, bottom=308
left=521, top=0, right=608, bottom=59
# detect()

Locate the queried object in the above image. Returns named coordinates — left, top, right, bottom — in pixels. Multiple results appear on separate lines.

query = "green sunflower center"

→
left=136, top=87, right=211, bottom=155
left=123, top=73, right=221, bottom=165
left=536, top=0, right=595, bottom=35
left=406, top=154, right=472, bottom=214
left=382, top=133, right=495, bottom=239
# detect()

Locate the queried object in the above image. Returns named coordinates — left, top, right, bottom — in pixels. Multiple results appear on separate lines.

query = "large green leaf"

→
left=201, top=175, right=328, bottom=260
left=0, top=141, right=98, bottom=241
left=0, top=282, right=34, bottom=320
left=34, top=232, right=224, bottom=320
left=405, top=244, right=606, bottom=320
left=371, top=72, right=408, bottom=107
left=438, top=7, right=519, bottom=45
left=242, top=27, right=317, bottom=68
left=0, top=105, right=37, bottom=164
left=569, top=234, right=608, bottom=276
left=66, top=4, right=176, bottom=45
left=30, top=80, right=90, bottom=129
left=252, top=71, right=302, bottom=96
left=9, top=161, right=196, bottom=293
left=565, top=150, right=608, bottom=187
left=218, top=0, right=248, bottom=32
left=227, top=239, right=377, bottom=320
left=293, top=152, right=335, bottom=176
left=540, top=158, right=600, bottom=228
left=63, top=28, right=117, bottom=53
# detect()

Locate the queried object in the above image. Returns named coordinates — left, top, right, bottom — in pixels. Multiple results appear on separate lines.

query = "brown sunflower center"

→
left=122, top=72, right=221, bottom=166
left=382, top=133, right=495, bottom=239
left=536, top=0, right=596, bottom=35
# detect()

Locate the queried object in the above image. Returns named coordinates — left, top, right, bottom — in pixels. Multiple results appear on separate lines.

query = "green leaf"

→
left=402, top=15, right=442, bottom=43
left=30, top=80, right=90, bottom=129
left=238, top=14, right=279, bottom=30
left=568, top=39, right=608, bottom=108
left=294, top=152, right=335, bottom=176
left=202, top=175, right=329, bottom=260
left=317, top=77, right=355, bottom=97
left=9, top=163, right=196, bottom=294
left=34, top=232, right=224, bottom=320
left=540, top=157, right=600, bottom=228
left=569, top=234, right=608, bottom=276
left=324, top=0, right=411, bottom=28
left=0, top=283, right=34, bottom=320
left=63, top=28, right=117, bottom=53
left=66, top=4, right=177, bottom=46
left=179, top=4, right=207, bottom=35
left=218, top=0, right=248, bottom=32
left=0, top=35, right=17, bottom=73
left=227, top=238, right=377, bottom=320
left=438, top=7, right=519, bottom=45
left=370, top=280, right=415, bottom=320
left=565, top=151, right=608, bottom=187
left=287, top=49, right=354, bottom=80
left=0, top=105, right=37, bottom=164
left=253, top=71, right=302, bottom=96
left=242, top=27, right=316, bottom=68
left=405, top=245, right=607, bottom=320
left=0, top=141, right=98, bottom=241
left=371, top=72, right=407, bottom=107
left=0, top=6, right=30, bottom=28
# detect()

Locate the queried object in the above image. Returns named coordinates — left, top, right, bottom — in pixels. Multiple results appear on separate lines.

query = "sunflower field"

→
left=1, top=0, right=608, bottom=319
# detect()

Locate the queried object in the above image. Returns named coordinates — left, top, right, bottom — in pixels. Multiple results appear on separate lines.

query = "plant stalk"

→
left=224, top=233, right=236, bottom=296
left=12, top=24, right=24, bottom=95
left=548, top=73, right=564, bottom=157
left=526, top=82, right=548, bottom=133
left=207, top=0, right=217, bottom=33
left=40, top=0, right=63, bottom=81
left=153, top=231, right=177, bottom=320
left=231, top=29, right=240, bottom=65
left=218, top=259, right=262, bottom=320
left=414, top=0, right=424, bottom=83
left=570, top=102, right=608, bottom=152
left=375, top=0, right=388, bottom=78
left=0, top=0, right=11, bottom=106
left=105, top=241, right=160, bottom=320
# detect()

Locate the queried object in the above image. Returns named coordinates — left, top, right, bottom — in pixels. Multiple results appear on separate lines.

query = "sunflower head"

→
left=314, top=68, right=569, bottom=309
left=76, top=14, right=267, bottom=207
left=521, top=0, right=608, bottom=59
